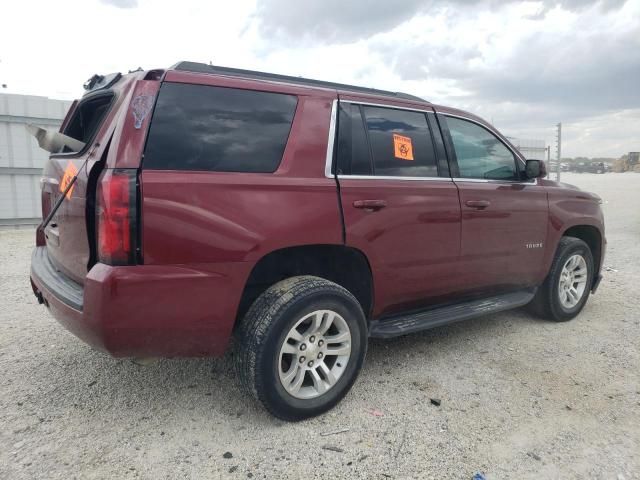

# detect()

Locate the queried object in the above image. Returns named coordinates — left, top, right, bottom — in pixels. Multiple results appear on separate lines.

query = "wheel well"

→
left=235, top=245, right=374, bottom=327
left=563, top=225, right=603, bottom=272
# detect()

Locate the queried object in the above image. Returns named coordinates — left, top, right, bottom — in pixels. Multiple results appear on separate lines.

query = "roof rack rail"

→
left=170, top=61, right=427, bottom=103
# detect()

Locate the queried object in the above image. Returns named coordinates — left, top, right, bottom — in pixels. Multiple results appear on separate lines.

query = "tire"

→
left=528, top=236, right=594, bottom=321
left=234, top=275, right=368, bottom=421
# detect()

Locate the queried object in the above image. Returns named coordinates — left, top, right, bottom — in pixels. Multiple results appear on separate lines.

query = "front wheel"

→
left=235, top=276, right=367, bottom=421
left=528, top=236, right=594, bottom=321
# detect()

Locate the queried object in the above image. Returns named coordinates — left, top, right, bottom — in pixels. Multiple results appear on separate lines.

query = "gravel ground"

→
left=1, top=172, right=639, bottom=480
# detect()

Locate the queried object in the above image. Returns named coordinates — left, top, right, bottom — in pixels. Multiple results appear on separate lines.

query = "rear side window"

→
left=362, top=106, right=438, bottom=177
left=144, top=83, right=297, bottom=172
left=336, top=103, right=371, bottom=175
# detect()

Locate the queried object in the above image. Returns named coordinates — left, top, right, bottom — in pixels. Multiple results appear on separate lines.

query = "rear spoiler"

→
left=26, top=124, right=85, bottom=154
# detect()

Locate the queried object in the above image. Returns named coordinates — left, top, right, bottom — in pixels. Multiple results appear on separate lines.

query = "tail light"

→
left=96, top=169, right=137, bottom=265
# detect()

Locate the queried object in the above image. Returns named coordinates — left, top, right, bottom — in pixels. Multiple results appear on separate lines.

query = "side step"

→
left=369, top=289, right=537, bottom=339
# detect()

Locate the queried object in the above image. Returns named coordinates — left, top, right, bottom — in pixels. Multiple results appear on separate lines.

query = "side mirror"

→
left=525, top=159, right=547, bottom=179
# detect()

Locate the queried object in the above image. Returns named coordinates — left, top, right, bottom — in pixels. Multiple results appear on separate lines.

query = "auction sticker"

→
left=393, top=133, right=414, bottom=160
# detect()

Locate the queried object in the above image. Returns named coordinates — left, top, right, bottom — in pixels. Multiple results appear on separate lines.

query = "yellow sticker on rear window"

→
left=60, top=161, right=78, bottom=199
left=393, top=133, right=414, bottom=160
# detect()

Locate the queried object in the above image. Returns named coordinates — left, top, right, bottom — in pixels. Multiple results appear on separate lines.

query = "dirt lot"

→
left=1, top=172, right=638, bottom=480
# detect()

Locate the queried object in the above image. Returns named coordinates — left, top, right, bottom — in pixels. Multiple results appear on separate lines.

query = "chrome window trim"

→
left=324, top=99, right=338, bottom=178
left=340, top=99, right=433, bottom=114
left=442, top=112, right=536, bottom=185
left=451, top=177, right=533, bottom=184
left=337, top=174, right=452, bottom=182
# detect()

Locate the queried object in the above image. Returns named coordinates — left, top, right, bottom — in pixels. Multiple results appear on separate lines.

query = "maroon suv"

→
left=30, top=62, right=605, bottom=420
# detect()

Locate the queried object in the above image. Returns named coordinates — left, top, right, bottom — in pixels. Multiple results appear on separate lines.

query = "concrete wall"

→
left=0, top=93, right=73, bottom=225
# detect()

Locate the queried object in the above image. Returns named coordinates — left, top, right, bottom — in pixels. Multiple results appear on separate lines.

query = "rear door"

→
left=38, top=72, right=155, bottom=284
left=40, top=92, right=116, bottom=283
left=438, top=113, right=548, bottom=291
left=335, top=98, right=461, bottom=317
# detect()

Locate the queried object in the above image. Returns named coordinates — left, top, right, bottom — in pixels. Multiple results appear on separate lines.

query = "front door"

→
left=440, top=114, right=548, bottom=292
left=335, top=99, right=461, bottom=317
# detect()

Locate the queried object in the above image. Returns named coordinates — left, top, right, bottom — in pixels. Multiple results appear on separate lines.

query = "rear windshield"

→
left=143, top=83, right=297, bottom=173
left=63, top=93, right=113, bottom=148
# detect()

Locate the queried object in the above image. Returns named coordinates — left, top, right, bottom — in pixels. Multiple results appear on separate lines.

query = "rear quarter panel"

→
left=141, top=93, right=342, bottom=265
left=140, top=90, right=343, bottom=350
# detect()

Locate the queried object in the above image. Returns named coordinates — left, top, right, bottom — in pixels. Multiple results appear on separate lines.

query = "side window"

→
left=144, top=83, right=297, bottom=172
left=446, top=116, right=518, bottom=180
left=363, top=106, right=438, bottom=177
left=336, top=103, right=372, bottom=175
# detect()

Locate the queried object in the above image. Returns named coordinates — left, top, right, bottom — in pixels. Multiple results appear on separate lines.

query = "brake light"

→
left=96, top=169, right=137, bottom=265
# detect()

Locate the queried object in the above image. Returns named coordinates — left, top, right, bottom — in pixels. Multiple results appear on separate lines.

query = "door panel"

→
left=335, top=99, right=462, bottom=317
left=440, top=113, right=549, bottom=292
left=456, top=181, right=548, bottom=290
left=340, top=179, right=461, bottom=316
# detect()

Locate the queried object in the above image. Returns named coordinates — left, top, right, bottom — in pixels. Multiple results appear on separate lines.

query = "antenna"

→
left=555, top=123, right=562, bottom=182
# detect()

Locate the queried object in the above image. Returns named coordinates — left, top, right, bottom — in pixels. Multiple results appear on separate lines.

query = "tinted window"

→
left=336, top=103, right=371, bottom=175
left=363, top=106, right=438, bottom=177
left=64, top=94, right=113, bottom=149
left=144, top=83, right=297, bottom=172
left=446, top=117, right=518, bottom=180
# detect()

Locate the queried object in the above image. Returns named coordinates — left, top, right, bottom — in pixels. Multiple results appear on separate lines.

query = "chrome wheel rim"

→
left=278, top=310, right=352, bottom=400
left=558, top=254, right=588, bottom=309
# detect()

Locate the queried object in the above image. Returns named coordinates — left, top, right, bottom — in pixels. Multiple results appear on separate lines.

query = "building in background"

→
left=0, top=93, right=72, bottom=226
left=629, top=152, right=639, bottom=166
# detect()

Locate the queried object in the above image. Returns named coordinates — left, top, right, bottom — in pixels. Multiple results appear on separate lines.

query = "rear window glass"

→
left=363, top=106, right=438, bottom=177
left=143, top=83, right=297, bottom=172
left=63, top=93, right=113, bottom=149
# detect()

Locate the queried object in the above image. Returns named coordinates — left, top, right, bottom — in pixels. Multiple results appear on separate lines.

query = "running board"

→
left=369, top=289, right=537, bottom=339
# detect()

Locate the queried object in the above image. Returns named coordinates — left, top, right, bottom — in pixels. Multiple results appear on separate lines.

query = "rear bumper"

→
left=30, top=246, right=251, bottom=357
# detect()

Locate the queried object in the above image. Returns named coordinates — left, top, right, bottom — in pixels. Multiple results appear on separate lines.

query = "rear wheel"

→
left=528, top=236, right=594, bottom=321
left=235, top=276, right=367, bottom=421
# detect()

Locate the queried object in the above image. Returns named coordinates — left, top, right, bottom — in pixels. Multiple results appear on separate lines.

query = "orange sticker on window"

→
left=393, top=133, right=414, bottom=160
left=60, top=161, right=78, bottom=199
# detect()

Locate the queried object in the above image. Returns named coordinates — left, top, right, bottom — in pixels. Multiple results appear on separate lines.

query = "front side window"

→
left=363, top=106, right=438, bottom=177
left=446, top=116, right=518, bottom=180
left=144, top=83, right=297, bottom=172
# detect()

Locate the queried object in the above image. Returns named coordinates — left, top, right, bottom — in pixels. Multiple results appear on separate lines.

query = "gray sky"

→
left=1, top=0, right=638, bottom=157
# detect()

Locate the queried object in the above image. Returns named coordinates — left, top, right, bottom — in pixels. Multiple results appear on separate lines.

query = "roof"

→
left=171, top=61, right=428, bottom=103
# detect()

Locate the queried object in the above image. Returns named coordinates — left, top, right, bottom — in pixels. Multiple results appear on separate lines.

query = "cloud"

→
left=254, top=0, right=427, bottom=43
left=253, top=0, right=629, bottom=43
left=99, top=0, right=138, bottom=8
left=383, top=23, right=640, bottom=115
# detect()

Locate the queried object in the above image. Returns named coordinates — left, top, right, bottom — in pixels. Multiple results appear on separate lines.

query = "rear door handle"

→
left=353, top=199, right=387, bottom=211
left=465, top=200, right=491, bottom=209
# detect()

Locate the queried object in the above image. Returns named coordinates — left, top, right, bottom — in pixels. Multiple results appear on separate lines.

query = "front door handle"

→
left=465, top=199, right=491, bottom=209
left=353, top=199, right=387, bottom=211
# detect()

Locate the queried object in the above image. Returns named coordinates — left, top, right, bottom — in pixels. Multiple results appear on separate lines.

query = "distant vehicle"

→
left=30, top=62, right=606, bottom=420
left=574, top=162, right=606, bottom=174
left=561, top=163, right=570, bottom=172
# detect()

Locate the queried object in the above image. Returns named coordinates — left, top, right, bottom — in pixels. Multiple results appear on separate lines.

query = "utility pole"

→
left=555, top=122, right=562, bottom=182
